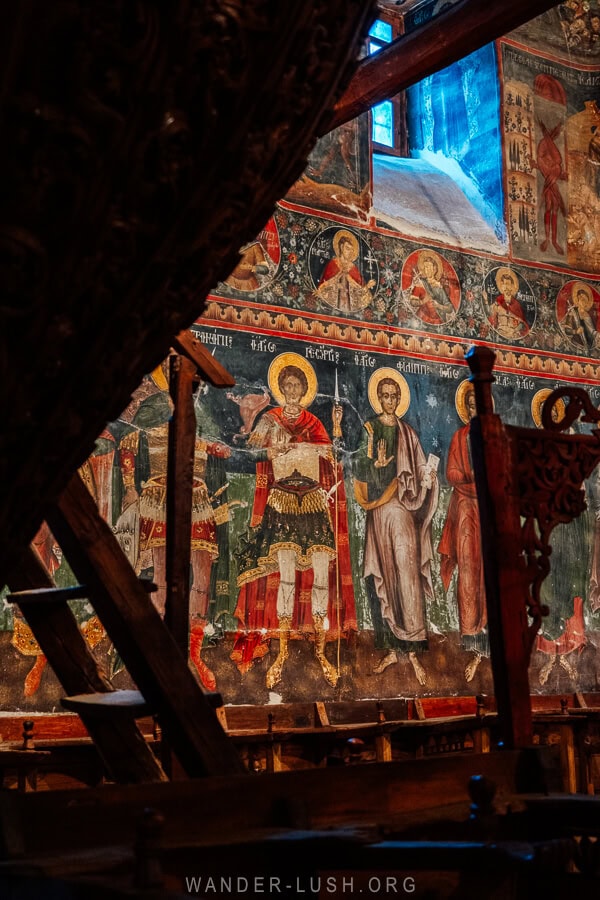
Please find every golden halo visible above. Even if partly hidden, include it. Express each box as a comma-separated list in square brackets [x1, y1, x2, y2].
[332, 229, 359, 261]
[417, 250, 442, 279]
[268, 353, 318, 408]
[531, 388, 566, 429]
[494, 266, 519, 294]
[455, 379, 476, 425]
[368, 368, 410, 417]
[572, 281, 594, 309]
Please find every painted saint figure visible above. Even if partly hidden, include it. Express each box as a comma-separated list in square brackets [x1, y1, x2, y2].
[354, 370, 438, 685]
[531, 390, 588, 684]
[225, 241, 273, 291]
[224, 218, 279, 292]
[484, 267, 530, 340]
[532, 117, 567, 255]
[315, 229, 375, 312]
[404, 250, 457, 325]
[117, 366, 231, 691]
[231, 354, 356, 688]
[437, 381, 489, 682]
[561, 281, 600, 350]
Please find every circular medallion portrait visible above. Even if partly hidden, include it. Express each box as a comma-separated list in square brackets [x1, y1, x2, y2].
[556, 280, 600, 353]
[309, 226, 379, 314]
[224, 216, 280, 292]
[481, 267, 536, 342]
[400, 249, 461, 326]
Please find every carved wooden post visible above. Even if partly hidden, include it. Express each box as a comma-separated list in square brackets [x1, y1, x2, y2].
[467, 346, 600, 751]
[467, 346, 534, 748]
[165, 353, 198, 654]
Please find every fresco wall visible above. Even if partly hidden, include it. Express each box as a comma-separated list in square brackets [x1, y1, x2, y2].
[3, 3, 600, 711]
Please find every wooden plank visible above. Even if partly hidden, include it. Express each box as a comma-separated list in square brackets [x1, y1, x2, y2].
[6, 585, 91, 604]
[61, 690, 150, 719]
[326, 0, 562, 133]
[558, 724, 577, 794]
[375, 733, 392, 762]
[165, 354, 196, 654]
[314, 702, 329, 728]
[7, 548, 166, 784]
[0, 750, 556, 859]
[47, 472, 244, 777]
[172, 329, 235, 388]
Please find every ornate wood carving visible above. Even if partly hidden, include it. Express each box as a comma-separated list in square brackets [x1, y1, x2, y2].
[467, 346, 600, 748]
[0, 1, 375, 586]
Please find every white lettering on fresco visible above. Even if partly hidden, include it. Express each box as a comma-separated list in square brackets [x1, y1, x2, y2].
[250, 337, 277, 352]
[306, 346, 340, 364]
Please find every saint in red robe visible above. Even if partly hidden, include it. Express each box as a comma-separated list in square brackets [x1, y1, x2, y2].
[231, 406, 357, 674]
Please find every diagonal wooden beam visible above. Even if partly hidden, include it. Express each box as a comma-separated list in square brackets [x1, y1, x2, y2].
[46, 472, 245, 777]
[7, 547, 167, 784]
[172, 329, 235, 388]
[325, 0, 561, 133]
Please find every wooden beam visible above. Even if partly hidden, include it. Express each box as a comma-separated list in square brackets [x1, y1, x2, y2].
[326, 0, 561, 133]
[7, 548, 167, 784]
[172, 330, 235, 388]
[46, 473, 245, 777]
[165, 354, 197, 653]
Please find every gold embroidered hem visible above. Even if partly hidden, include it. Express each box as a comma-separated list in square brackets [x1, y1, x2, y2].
[236, 541, 336, 587]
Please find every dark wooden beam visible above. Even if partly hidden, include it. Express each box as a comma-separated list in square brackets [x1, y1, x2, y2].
[46, 473, 245, 778]
[165, 354, 197, 654]
[326, 0, 561, 133]
[172, 330, 235, 388]
[7, 547, 167, 784]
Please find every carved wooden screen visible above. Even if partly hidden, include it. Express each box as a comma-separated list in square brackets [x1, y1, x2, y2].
[466, 346, 600, 748]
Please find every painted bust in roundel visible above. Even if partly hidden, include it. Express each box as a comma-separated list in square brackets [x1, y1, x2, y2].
[400, 249, 460, 326]
[483, 266, 531, 341]
[224, 217, 280, 292]
[557, 280, 600, 351]
[314, 229, 376, 313]
[231, 352, 357, 689]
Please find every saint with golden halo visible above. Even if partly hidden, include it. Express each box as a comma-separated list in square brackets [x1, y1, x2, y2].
[531, 388, 567, 429]
[483, 266, 530, 340]
[455, 379, 476, 425]
[531, 383, 588, 684]
[401, 248, 458, 326]
[354, 366, 438, 686]
[438, 377, 488, 681]
[267, 352, 318, 409]
[560, 281, 600, 350]
[231, 351, 356, 689]
[367, 367, 410, 418]
[315, 228, 375, 312]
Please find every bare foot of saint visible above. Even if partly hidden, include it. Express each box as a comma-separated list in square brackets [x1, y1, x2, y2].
[538, 654, 556, 685]
[559, 654, 576, 679]
[465, 652, 482, 683]
[408, 651, 427, 686]
[373, 650, 398, 674]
